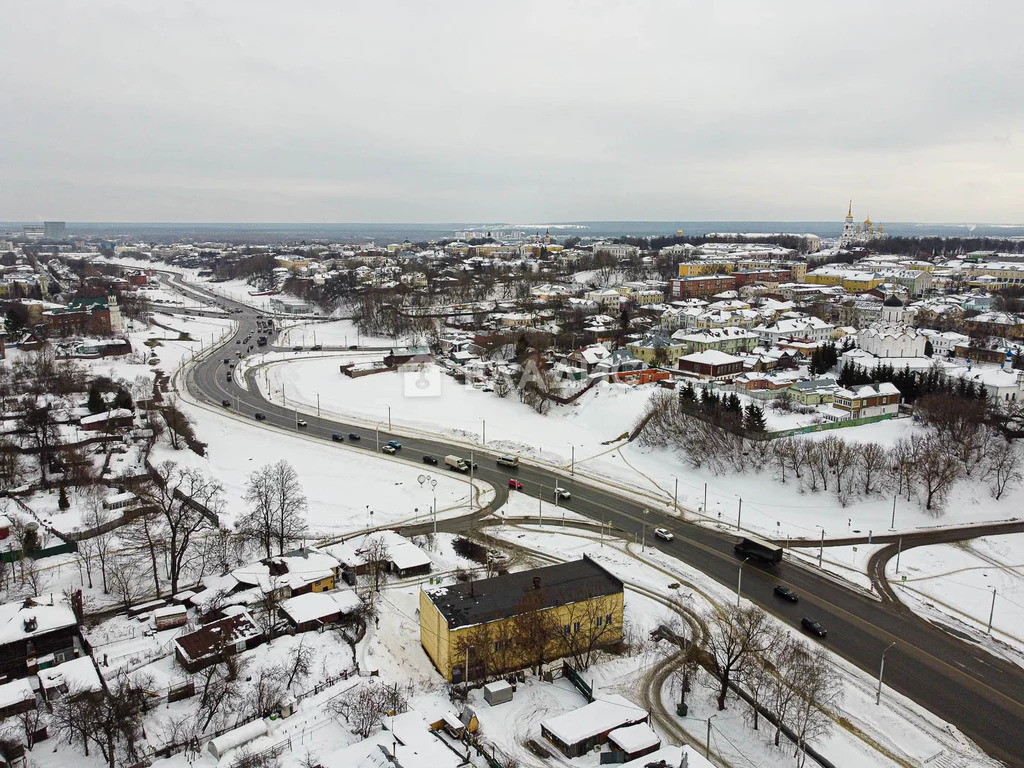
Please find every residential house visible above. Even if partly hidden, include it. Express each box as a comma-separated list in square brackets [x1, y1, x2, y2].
[279, 590, 362, 633]
[173, 611, 264, 673]
[626, 333, 685, 365]
[788, 378, 839, 405]
[0, 593, 81, 681]
[671, 327, 759, 355]
[677, 350, 745, 380]
[540, 694, 648, 758]
[419, 556, 624, 682]
[825, 382, 901, 421]
[669, 275, 737, 300]
[753, 317, 835, 346]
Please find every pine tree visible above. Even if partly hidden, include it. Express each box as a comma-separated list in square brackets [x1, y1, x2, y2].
[58, 485, 70, 510]
[87, 384, 105, 414]
[924, 339, 934, 357]
[743, 404, 766, 433]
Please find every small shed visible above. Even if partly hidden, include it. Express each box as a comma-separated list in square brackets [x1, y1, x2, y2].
[0, 678, 36, 719]
[483, 680, 513, 707]
[540, 694, 648, 758]
[608, 723, 661, 761]
[208, 719, 269, 759]
[154, 605, 188, 631]
[102, 491, 137, 511]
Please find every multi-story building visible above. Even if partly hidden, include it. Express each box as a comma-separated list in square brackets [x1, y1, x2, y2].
[672, 327, 759, 355]
[827, 382, 901, 420]
[669, 275, 737, 300]
[419, 556, 624, 682]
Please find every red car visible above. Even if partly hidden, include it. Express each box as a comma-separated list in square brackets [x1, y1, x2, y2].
[508, 479, 523, 490]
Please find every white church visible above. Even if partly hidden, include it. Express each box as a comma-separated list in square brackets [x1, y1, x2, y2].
[840, 202, 889, 248]
[856, 294, 927, 358]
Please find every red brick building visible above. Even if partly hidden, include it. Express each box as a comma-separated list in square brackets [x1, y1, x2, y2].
[669, 275, 737, 300]
[677, 350, 745, 380]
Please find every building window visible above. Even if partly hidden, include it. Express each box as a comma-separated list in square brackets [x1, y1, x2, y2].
[573, 622, 581, 634]
[564, 624, 571, 635]
[606, 614, 613, 626]
[596, 616, 603, 627]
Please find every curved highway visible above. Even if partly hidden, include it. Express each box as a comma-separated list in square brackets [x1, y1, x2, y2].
[170, 273, 1024, 767]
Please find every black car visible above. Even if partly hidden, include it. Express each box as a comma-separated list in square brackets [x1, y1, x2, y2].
[221, 399, 231, 407]
[422, 455, 438, 465]
[254, 412, 266, 421]
[348, 345, 358, 350]
[348, 432, 361, 441]
[774, 585, 799, 602]
[331, 433, 342, 442]
[311, 344, 323, 351]
[292, 345, 303, 352]
[801, 617, 827, 637]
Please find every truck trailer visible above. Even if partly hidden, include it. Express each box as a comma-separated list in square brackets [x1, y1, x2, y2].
[445, 455, 469, 472]
[734, 536, 783, 565]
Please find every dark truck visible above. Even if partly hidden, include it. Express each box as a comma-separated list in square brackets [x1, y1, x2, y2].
[734, 536, 783, 565]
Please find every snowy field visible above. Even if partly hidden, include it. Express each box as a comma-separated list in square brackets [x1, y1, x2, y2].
[158, 397, 493, 539]
[278, 317, 416, 349]
[254, 359, 1024, 544]
[889, 534, 1024, 647]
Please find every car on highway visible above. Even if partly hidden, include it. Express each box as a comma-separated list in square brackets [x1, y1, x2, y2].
[236, 340, 241, 343]
[292, 345, 303, 352]
[297, 420, 308, 428]
[508, 479, 523, 490]
[223, 358, 231, 364]
[554, 487, 571, 501]
[332, 433, 342, 441]
[800, 617, 827, 637]
[348, 433, 361, 441]
[774, 585, 799, 602]
[221, 399, 231, 407]
[348, 345, 358, 350]
[386, 440, 402, 450]
[311, 344, 323, 351]
[654, 527, 674, 541]
[381, 445, 397, 454]
[422, 455, 438, 465]
[254, 413, 266, 421]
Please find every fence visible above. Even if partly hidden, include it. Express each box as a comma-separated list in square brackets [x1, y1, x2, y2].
[562, 661, 594, 702]
[768, 412, 894, 439]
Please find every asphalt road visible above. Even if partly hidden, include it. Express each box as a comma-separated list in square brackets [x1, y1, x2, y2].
[170, 273, 1024, 767]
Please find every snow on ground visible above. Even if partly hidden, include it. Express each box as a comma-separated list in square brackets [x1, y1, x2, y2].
[253, 359, 1024, 545]
[154, 399, 493, 538]
[790, 543, 886, 593]
[278, 317, 414, 349]
[889, 534, 1024, 647]
[482, 523, 1000, 768]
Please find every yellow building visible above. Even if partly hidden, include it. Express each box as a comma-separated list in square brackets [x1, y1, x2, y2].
[419, 556, 625, 682]
[677, 262, 735, 277]
[626, 333, 685, 364]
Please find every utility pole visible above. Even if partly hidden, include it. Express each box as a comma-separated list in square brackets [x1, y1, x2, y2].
[988, 588, 997, 634]
[890, 495, 897, 530]
[895, 536, 902, 573]
[736, 498, 742, 530]
[673, 477, 678, 515]
[876, 641, 896, 705]
[706, 715, 716, 759]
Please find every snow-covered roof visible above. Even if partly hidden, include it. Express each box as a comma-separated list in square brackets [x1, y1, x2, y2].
[608, 722, 660, 753]
[37, 656, 102, 694]
[541, 694, 647, 745]
[280, 590, 361, 625]
[0, 594, 77, 645]
[349, 531, 431, 572]
[679, 350, 745, 366]
[80, 408, 133, 425]
[320, 710, 462, 768]
[0, 678, 34, 710]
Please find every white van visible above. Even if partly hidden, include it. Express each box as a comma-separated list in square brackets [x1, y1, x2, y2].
[496, 455, 519, 468]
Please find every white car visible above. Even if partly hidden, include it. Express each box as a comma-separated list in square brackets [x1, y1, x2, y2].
[554, 487, 571, 501]
[297, 420, 308, 428]
[381, 445, 397, 454]
[654, 527, 674, 541]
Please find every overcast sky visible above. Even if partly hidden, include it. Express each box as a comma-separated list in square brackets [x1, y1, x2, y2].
[2, 1, 1022, 223]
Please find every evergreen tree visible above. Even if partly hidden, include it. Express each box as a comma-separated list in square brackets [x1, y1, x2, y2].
[924, 339, 934, 357]
[977, 383, 989, 402]
[114, 388, 134, 411]
[58, 485, 70, 511]
[743, 404, 766, 433]
[725, 393, 742, 413]
[87, 384, 105, 414]
[681, 382, 697, 403]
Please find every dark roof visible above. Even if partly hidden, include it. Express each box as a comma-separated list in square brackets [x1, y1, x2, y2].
[173, 612, 261, 663]
[882, 294, 904, 307]
[424, 556, 623, 630]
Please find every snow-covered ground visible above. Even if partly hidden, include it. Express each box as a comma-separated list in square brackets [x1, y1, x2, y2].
[278, 317, 415, 349]
[889, 534, 1024, 648]
[154, 398, 493, 539]
[252, 358, 1024, 544]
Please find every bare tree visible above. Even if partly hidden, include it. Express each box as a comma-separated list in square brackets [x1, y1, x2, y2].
[983, 435, 1023, 500]
[914, 435, 962, 513]
[197, 656, 245, 733]
[0, 437, 24, 489]
[285, 636, 314, 690]
[857, 442, 888, 496]
[790, 647, 844, 766]
[510, 589, 562, 675]
[819, 435, 856, 497]
[108, 554, 146, 610]
[240, 460, 308, 557]
[360, 535, 391, 595]
[704, 604, 774, 711]
[557, 596, 621, 670]
[332, 682, 390, 738]
[143, 462, 221, 592]
[20, 399, 61, 485]
[888, 437, 918, 501]
[766, 634, 808, 747]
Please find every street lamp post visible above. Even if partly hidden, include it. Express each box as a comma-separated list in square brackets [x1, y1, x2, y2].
[987, 587, 997, 634]
[736, 497, 742, 531]
[737, 557, 750, 607]
[571, 444, 575, 476]
[890, 495, 897, 530]
[642, 508, 649, 552]
[876, 641, 897, 705]
[375, 424, 380, 452]
[706, 715, 717, 760]
[673, 477, 679, 515]
[388, 405, 392, 431]
[816, 525, 825, 567]
[316, 393, 320, 418]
